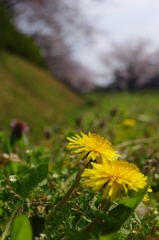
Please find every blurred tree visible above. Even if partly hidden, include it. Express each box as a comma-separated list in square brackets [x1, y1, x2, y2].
[102, 39, 159, 91]
[5, 0, 96, 92]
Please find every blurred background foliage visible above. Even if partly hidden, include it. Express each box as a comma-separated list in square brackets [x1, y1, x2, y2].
[0, 2, 47, 68]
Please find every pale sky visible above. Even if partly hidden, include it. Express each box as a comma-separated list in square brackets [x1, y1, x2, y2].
[74, 0, 159, 84]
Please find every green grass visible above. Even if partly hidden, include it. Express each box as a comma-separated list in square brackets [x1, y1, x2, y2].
[78, 91, 159, 144]
[0, 89, 159, 239]
[0, 52, 83, 140]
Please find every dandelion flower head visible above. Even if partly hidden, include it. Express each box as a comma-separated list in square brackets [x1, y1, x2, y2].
[143, 187, 152, 203]
[123, 119, 136, 127]
[143, 194, 149, 203]
[82, 160, 148, 202]
[67, 132, 120, 163]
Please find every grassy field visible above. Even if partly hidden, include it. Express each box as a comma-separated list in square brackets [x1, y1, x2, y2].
[0, 52, 83, 140]
[0, 53, 159, 239]
[78, 91, 159, 144]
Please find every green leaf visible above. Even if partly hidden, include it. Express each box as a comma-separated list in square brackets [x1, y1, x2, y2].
[91, 183, 150, 236]
[90, 196, 98, 211]
[1, 200, 22, 240]
[108, 183, 150, 228]
[11, 215, 32, 240]
[65, 228, 90, 240]
[0, 199, 3, 207]
[103, 182, 150, 230]
[58, 202, 75, 212]
[16, 164, 48, 199]
[0, 208, 3, 216]
[99, 231, 118, 240]
[120, 227, 131, 238]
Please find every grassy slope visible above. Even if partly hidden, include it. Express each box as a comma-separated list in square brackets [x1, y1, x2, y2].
[0, 52, 83, 139]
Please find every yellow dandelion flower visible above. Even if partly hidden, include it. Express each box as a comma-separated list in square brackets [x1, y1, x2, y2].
[143, 187, 152, 203]
[82, 160, 148, 202]
[143, 194, 149, 203]
[67, 132, 120, 163]
[123, 119, 136, 127]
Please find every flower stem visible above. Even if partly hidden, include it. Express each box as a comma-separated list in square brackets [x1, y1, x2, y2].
[80, 198, 112, 233]
[45, 166, 84, 222]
